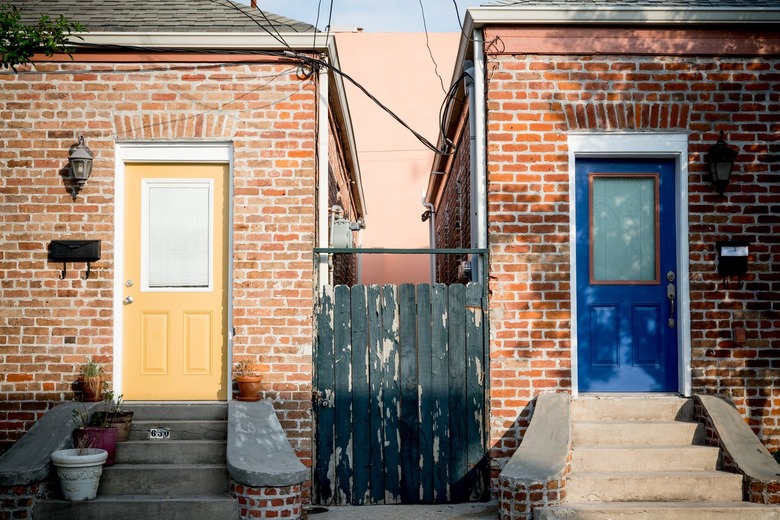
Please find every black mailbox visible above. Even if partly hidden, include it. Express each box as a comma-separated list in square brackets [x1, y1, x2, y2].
[49, 240, 101, 279]
[716, 241, 749, 277]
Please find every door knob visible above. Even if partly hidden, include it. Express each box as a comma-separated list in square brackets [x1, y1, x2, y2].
[123, 296, 134, 305]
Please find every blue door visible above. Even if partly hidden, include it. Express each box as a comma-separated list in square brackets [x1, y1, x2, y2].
[576, 158, 678, 392]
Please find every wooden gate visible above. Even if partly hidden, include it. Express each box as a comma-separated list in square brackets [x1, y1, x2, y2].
[313, 283, 488, 506]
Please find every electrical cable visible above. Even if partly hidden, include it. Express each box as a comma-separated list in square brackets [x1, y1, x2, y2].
[212, 0, 294, 52]
[417, 0, 447, 96]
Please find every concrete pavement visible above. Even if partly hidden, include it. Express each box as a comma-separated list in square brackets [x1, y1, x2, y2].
[303, 502, 499, 519]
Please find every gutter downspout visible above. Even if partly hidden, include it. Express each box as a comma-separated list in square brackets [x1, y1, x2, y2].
[466, 29, 487, 283]
[317, 63, 330, 292]
[422, 191, 436, 283]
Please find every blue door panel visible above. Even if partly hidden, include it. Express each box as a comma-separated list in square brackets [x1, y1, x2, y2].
[576, 158, 678, 392]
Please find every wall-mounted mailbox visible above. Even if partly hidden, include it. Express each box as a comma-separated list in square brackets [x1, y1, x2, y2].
[49, 240, 101, 279]
[716, 240, 749, 277]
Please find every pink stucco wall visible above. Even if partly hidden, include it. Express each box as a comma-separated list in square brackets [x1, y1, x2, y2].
[336, 32, 459, 285]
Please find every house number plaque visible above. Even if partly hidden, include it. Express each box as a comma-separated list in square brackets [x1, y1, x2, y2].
[148, 427, 171, 440]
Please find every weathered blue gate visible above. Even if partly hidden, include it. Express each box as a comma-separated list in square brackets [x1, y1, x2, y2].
[313, 283, 488, 505]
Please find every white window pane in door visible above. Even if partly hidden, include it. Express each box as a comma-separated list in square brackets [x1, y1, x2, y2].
[592, 176, 656, 282]
[147, 183, 211, 288]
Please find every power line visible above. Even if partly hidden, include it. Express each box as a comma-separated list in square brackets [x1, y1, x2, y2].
[417, 0, 447, 96]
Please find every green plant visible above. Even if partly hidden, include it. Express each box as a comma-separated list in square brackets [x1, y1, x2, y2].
[234, 361, 261, 377]
[71, 404, 89, 430]
[90, 391, 123, 428]
[0, 3, 84, 71]
[81, 356, 103, 377]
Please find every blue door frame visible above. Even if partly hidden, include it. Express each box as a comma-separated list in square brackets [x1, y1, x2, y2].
[576, 158, 679, 392]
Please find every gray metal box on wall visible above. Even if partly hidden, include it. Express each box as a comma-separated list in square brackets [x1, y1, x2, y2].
[331, 219, 353, 249]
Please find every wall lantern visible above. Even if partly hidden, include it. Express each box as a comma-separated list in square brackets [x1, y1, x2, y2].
[704, 131, 738, 196]
[68, 134, 94, 197]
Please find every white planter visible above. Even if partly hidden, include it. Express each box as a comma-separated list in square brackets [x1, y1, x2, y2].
[51, 448, 108, 501]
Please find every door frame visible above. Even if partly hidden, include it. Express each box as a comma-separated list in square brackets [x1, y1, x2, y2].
[567, 132, 691, 397]
[113, 141, 234, 399]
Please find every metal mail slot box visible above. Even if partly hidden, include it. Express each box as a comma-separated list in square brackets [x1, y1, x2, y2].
[49, 240, 101, 263]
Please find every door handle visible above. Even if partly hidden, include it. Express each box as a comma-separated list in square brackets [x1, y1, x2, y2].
[666, 282, 676, 329]
[123, 296, 134, 305]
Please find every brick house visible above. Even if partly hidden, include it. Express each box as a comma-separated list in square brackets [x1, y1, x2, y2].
[426, 0, 780, 510]
[0, 0, 364, 482]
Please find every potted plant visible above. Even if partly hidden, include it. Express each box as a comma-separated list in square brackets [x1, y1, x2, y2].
[51, 436, 108, 502]
[51, 406, 109, 501]
[234, 361, 263, 402]
[79, 356, 105, 402]
[73, 403, 118, 466]
[92, 391, 134, 442]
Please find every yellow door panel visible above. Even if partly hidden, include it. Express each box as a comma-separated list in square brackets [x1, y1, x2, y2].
[123, 163, 228, 400]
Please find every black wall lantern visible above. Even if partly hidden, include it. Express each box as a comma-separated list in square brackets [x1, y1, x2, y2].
[68, 134, 94, 197]
[704, 131, 738, 196]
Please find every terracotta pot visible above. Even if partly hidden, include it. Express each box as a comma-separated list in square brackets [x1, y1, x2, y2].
[235, 375, 262, 401]
[76, 426, 117, 466]
[81, 376, 103, 402]
[93, 411, 134, 442]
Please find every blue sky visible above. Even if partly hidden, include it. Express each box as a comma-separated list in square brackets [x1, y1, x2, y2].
[242, 1, 482, 33]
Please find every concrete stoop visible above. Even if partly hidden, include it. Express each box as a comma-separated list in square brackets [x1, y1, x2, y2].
[535, 396, 779, 520]
[35, 403, 237, 520]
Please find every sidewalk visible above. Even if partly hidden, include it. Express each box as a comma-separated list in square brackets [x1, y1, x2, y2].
[304, 502, 499, 519]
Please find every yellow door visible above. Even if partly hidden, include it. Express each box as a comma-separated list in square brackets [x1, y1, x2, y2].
[123, 163, 228, 400]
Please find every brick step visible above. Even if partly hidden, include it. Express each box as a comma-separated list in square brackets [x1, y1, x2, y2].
[566, 471, 744, 503]
[35, 495, 237, 520]
[571, 396, 694, 422]
[98, 464, 230, 496]
[128, 420, 227, 441]
[115, 440, 227, 464]
[124, 403, 228, 421]
[573, 420, 704, 446]
[536, 501, 780, 520]
[572, 445, 720, 472]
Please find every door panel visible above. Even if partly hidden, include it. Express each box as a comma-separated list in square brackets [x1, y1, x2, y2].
[123, 163, 228, 400]
[576, 158, 678, 392]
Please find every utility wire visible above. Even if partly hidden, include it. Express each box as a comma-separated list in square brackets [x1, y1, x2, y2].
[417, 0, 447, 96]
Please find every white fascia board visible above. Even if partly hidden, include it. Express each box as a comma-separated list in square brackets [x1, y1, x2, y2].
[78, 32, 332, 51]
[466, 6, 780, 27]
[325, 38, 366, 218]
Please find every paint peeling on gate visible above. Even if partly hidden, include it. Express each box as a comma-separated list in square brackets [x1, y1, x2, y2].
[313, 283, 488, 506]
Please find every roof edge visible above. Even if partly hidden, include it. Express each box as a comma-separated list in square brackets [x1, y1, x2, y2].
[78, 32, 332, 51]
[467, 6, 780, 27]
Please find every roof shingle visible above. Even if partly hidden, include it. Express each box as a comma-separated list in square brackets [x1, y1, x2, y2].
[11, 0, 316, 33]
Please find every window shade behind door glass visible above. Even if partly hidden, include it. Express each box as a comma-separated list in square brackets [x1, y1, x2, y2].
[146, 182, 211, 288]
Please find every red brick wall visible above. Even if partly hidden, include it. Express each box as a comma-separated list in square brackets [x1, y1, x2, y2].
[434, 124, 472, 284]
[429, 29, 780, 491]
[0, 54, 338, 488]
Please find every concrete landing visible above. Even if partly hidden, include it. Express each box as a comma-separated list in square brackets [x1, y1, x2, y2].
[304, 502, 499, 520]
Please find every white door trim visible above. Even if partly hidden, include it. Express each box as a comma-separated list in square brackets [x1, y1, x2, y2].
[113, 141, 234, 398]
[567, 132, 691, 397]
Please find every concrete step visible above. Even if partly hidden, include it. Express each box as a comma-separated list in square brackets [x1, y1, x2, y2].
[566, 471, 744, 503]
[128, 420, 227, 441]
[98, 464, 230, 496]
[573, 420, 704, 446]
[124, 403, 228, 421]
[35, 495, 237, 520]
[571, 396, 694, 422]
[535, 501, 780, 520]
[115, 440, 227, 464]
[572, 445, 720, 472]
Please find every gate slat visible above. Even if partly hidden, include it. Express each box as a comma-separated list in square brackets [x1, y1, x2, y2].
[416, 284, 434, 503]
[314, 286, 336, 505]
[381, 285, 401, 503]
[447, 284, 468, 502]
[351, 285, 370, 505]
[431, 283, 450, 503]
[465, 282, 487, 500]
[399, 283, 420, 503]
[367, 285, 385, 504]
[334, 285, 353, 505]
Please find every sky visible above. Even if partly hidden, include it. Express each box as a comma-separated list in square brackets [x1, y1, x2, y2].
[242, 0, 484, 33]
